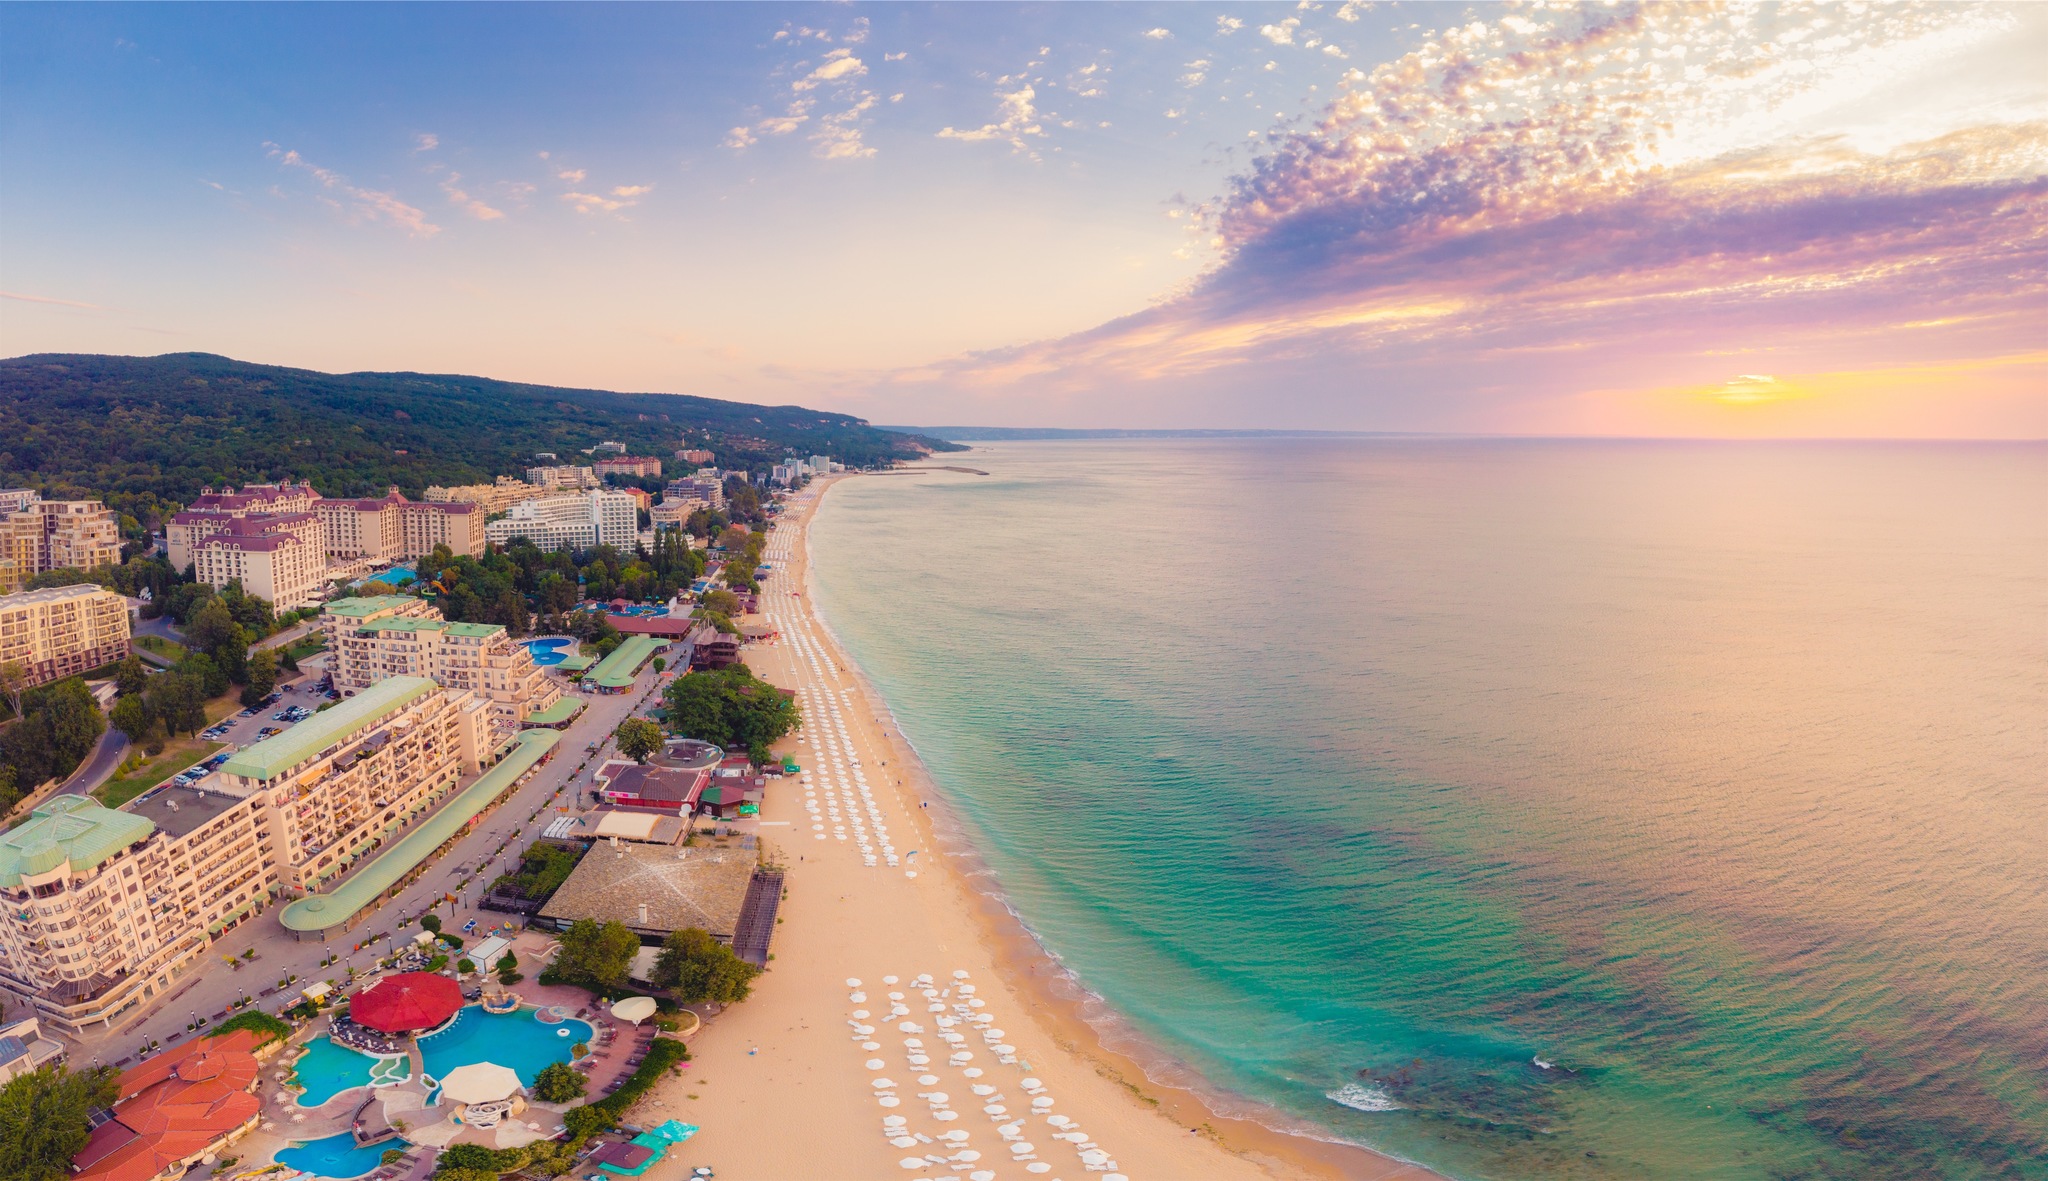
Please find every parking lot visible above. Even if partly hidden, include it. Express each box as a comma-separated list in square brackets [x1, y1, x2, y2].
[176, 665, 339, 785]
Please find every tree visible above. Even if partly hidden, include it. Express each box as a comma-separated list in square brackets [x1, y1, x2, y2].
[186, 598, 244, 660]
[662, 666, 799, 762]
[0, 1062, 120, 1181]
[109, 694, 153, 744]
[420, 914, 442, 933]
[699, 588, 740, 617]
[532, 1062, 587, 1103]
[552, 919, 640, 989]
[0, 660, 26, 719]
[239, 647, 280, 707]
[113, 655, 150, 697]
[652, 928, 761, 1005]
[613, 718, 662, 765]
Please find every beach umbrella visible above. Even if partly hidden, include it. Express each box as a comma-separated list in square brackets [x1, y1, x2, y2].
[872, 1077, 896, 1089]
[1082, 1149, 1111, 1165]
[438, 1056, 520, 1105]
[982, 1104, 1006, 1115]
[969, 1173, 997, 1181]
[926, 1092, 949, 1103]
[918, 1075, 940, 1085]
[847, 978, 862, 987]
[610, 996, 658, 1026]
[882, 1115, 907, 1126]
[878, 1097, 900, 1107]
[866, 1059, 886, 1070]
[939, 1131, 969, 1142]
[933, 1111, 959, 1121]
[897, 1158, 926, 1170]
[1024, 1164, 1051, 1175]
[953, 970, 970, 979]
[951, 1150, 982, 1162]
[1045, 1115, 1072, 1128]
[1009, 1141, 1035, 1154]
[891, 1137, 919, 1149]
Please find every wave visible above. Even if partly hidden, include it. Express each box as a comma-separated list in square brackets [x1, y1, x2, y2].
[1327, 1082, 1404, 1113]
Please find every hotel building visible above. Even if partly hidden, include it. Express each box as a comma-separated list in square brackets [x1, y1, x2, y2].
[423, 477, 543, 515]
[485, 489, 638, 552]
[314, 489, 485, 561]
[165, 483, 318, 571]
[524, 465, 601, 490]
[0, 584, 132, 689]
[189, 514, 326, 609]
[0, 677, 499, 1032]
[322, 595, 563, 736]
[664, 476, 724, 510]
[594, 456, 663, 479]
[0, 498, 124, 590]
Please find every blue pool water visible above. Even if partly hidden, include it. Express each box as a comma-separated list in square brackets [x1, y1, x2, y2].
[610, 604, 668, 617]
[276, 1132, 395, 1179]
[523, 638, 571, 666]
[380, 564, 416, 584]
[290, 1037, 407, 1107]
[419, 1006, 595, 1086]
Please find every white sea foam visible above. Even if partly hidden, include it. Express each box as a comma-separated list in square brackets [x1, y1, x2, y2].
[1325, 1083, 1403, 1113]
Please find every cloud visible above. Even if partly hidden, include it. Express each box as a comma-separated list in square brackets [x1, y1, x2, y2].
[937, 84, 1046, 155]
[881, 5, 2048, 435]
[264, 143, 439, 237]
[1217, 16, 1244, 35]
[439, 172, 506, 221]
[556, 168, 586, 183]
[413, 132, 439, 152]
[732, 42, 879, 158]
[1, 290, 106, 310]
[885, 51, 907, 62]
[1260, 18, 1299, 45]
[1143, 28, 1172, 40]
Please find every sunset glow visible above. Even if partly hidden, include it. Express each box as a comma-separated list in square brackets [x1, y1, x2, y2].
[4, 2, 2042, 435]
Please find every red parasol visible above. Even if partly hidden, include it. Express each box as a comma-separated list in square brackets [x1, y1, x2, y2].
[348, 971, 463, 1034]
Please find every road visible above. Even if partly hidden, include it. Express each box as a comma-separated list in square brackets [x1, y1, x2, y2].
[59, 655, 681, 1070]
[55, 730, 129, 798]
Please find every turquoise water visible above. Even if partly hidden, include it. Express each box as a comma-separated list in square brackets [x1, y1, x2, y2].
[276, 1132, 393, 1179]
[291, 1037, 406, 1107]
[807, 440, 2048, 1181]
[525, 638, 571, 666]
[419, 1006, 595, 1086]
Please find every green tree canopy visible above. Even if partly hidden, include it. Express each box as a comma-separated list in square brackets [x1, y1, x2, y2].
[239, 647, 280, 707]
[661, 666, 799, 762]
[613, 718, 663, 764]
[552, 919, 641, 990]
[0, 1062, 120, 1181]
[532, 1062, 587, 1104]
[651, 928, 761, 1005]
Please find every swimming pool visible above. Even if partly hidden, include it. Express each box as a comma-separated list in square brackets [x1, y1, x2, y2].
[524, 638, 572, 666]
[290, 1037, 410, 1107]
[419, 1005, 595, 1087]
[610, 604, 669, 617]
[276, 1131, 395, 1179]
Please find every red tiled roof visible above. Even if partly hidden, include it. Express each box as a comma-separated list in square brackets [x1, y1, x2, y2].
[607, 614, 695, 638]
[72, 1030, 262, 1181]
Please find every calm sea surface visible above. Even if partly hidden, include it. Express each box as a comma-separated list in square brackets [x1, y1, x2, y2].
[806, 439, 2048, 1181]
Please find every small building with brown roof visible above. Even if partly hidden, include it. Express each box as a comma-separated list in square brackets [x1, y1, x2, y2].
[71, 1030, 263, 1181]
[536, 842, 756, 942]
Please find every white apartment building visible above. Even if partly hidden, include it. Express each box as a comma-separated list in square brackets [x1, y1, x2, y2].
[524, 465, 601, 490]
[0, 678, 498, 1032]
[649, 498, 703, 530]
[486, 489, 638, 552]
[321, 595, 563, 736]
[0, 584, 132, 690]
[191, 514, 327, 608]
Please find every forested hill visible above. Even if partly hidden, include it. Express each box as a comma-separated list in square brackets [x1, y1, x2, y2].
[0, 352, 958, 502]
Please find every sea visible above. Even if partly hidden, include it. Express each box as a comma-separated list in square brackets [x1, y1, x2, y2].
[804, 438, 2048, 1181]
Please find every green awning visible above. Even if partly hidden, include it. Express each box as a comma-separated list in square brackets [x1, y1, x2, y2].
[525, 698, 585, 726]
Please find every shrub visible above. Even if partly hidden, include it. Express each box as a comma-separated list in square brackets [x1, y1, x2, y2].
[420, 914, 442, 933]
[206, 1010, 291, 1045]
[456, 959, 476, 975]
[533, 1061, 587, 1103]
[590, 1037, 689, 1118]
[380, 1149, 405, 1166]
[425, 954, 449, 973]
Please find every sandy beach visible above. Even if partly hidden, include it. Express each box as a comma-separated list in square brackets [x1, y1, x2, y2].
[648, 476, 1438, 1181]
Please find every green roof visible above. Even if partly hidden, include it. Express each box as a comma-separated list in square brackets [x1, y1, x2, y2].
[323, 595, 421, 618]
[556, 653, 595, 671]
[589, 635, 663, 690]
[525, 698, 585, 725]
[353, 616, 503, 639]
[0, 796, 155, 887]
[279, 729, 561, 933]
[221, 676, 438, 782]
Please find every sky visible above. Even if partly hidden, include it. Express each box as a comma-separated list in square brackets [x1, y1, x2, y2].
[2, 1, 2043, 437]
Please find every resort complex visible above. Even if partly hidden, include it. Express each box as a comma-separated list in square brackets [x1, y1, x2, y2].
[0, 495, 124, 591]
[485, 489, 639, 552]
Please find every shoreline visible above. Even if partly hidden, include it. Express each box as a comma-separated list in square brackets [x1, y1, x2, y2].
[784, 472, 1439, 1181]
